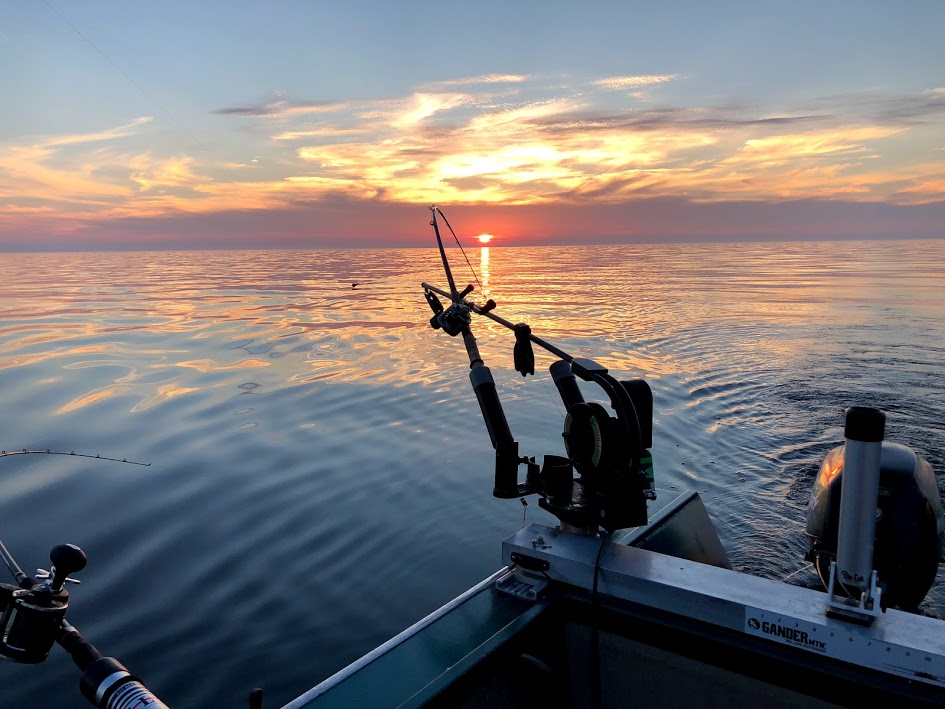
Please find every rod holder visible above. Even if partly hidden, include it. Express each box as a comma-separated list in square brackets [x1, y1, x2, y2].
[837, 406, 885, 591]
[827, 406, 885, 624]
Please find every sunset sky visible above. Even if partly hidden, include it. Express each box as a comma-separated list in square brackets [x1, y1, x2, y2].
[2, 1, 944, 250]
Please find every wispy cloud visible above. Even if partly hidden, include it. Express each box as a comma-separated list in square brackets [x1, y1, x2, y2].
[212, 98, 345, 118]
[802, 90, 945, 125]
[0, 117, 155, 210]
[42, 117, 154, 147]
[423, 74, 529, 89]
[0, 117, 213, 229]
[591, 74, 679, 91]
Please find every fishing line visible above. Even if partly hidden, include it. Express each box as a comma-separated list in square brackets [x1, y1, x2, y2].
[782, 563, 816, 584]
[41, 0, 206, 151]
[435, 208, 483, 293]
[536, 368, 565, 419]
[591, 529, 614, 709]
[0, 449, 150, 466]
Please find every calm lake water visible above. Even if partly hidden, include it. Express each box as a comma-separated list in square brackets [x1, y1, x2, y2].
[0, 240, 943, 707]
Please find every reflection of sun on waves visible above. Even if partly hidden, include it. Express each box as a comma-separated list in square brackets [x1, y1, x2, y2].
[177, 359, 270, 373]
[56, 381, 200, 414]
[479, 246, 490, 294]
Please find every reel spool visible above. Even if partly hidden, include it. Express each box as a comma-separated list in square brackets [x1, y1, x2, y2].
[0, 544, 86, 663]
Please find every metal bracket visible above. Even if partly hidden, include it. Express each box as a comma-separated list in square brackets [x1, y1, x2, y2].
[825, 561, 882, 625]
[495, 569, 549, 602]
[35, 569, 81, 585]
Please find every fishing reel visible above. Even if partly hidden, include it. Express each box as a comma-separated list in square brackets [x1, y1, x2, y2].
[0, 543, 86, 663]
[425, 287, 470, 336]
[424, 284, 494, 337]
[538, 359, 655, 532]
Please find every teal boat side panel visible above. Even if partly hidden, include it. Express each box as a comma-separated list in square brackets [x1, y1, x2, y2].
[299, 584, 550, 708]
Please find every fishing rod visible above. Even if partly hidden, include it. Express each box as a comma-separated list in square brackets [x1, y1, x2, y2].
[0, 449, 150, 466]
[422, 206, 654, 533]
[430, 206, 460, 298]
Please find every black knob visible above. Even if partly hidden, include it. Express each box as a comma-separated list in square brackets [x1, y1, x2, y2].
[49, 544, 87, 591]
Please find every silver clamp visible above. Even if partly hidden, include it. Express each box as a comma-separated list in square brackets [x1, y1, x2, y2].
[825, 561, 881, 624]
[35, 568, 81, 585]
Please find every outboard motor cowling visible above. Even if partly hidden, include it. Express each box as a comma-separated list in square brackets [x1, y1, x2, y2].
[806, 440, 944, 611]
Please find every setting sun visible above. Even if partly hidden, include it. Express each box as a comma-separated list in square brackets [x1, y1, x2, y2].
[477, 234, 494, 243]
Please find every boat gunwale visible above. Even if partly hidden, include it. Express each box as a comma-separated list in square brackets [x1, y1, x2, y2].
[281, 566, 511, 708]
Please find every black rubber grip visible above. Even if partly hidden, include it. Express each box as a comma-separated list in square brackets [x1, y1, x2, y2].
[844, 406, 886, 443]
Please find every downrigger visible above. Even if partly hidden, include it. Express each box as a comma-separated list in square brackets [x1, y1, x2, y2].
[422, 205, 655, 534]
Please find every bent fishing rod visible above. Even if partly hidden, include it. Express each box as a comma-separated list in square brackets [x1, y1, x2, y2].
[422, 205, 655, 533]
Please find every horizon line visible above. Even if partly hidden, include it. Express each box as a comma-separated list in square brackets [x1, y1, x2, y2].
[0, 232, 942, 255]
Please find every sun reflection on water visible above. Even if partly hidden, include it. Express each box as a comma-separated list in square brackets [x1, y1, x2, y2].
[479, 246, 490, 295]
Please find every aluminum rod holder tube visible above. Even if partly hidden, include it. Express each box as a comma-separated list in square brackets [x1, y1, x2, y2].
[836, 406, 886, 593]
